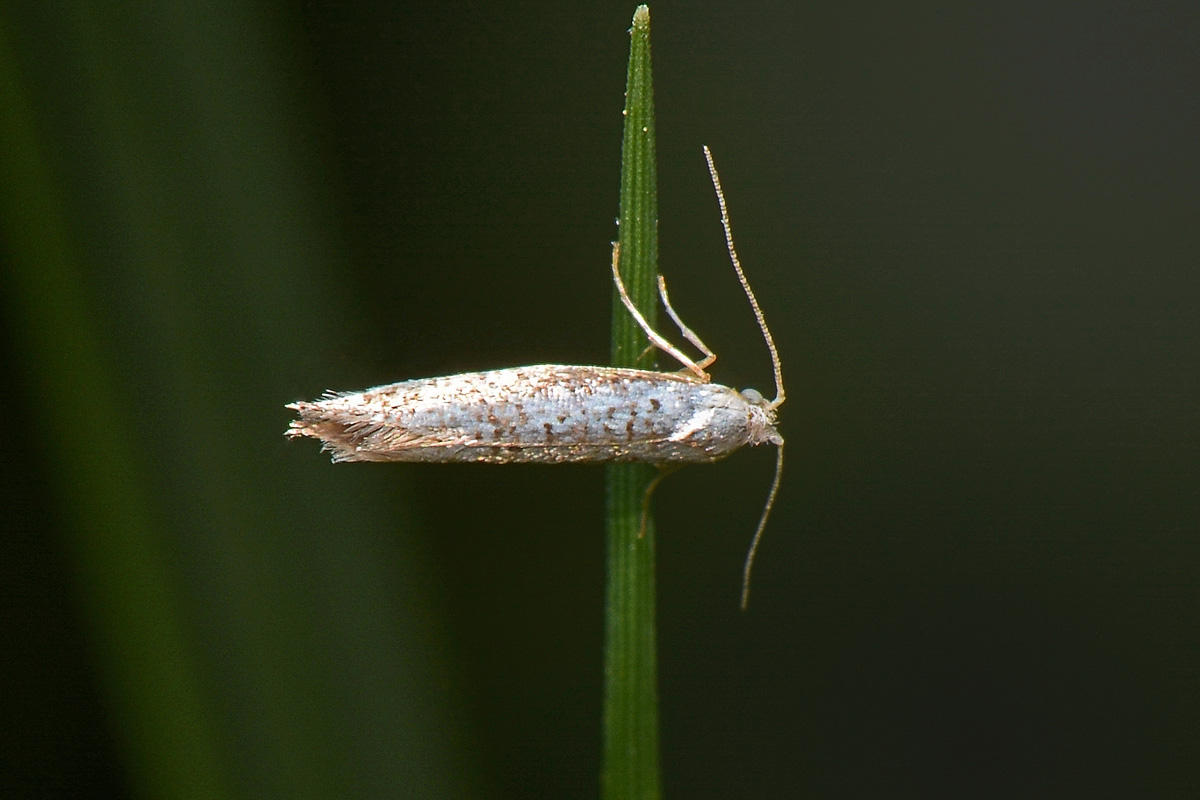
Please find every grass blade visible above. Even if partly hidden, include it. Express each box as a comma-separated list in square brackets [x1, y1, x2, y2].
[603, 6, 662, 798]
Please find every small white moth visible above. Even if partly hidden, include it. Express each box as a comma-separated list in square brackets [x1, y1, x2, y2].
[288, 147, 785, 608]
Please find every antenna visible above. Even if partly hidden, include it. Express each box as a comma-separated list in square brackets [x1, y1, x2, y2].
[741, 443, 783, 609]
[703, 146, 785, 409]
[704, 146, 787, 609]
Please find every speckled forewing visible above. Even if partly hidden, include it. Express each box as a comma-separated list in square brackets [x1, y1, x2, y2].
[286, 365, 764, 464]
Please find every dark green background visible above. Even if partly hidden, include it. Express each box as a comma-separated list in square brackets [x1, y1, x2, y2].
[4, 3, 1197, 797]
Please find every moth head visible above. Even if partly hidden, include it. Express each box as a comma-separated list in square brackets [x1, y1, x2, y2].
[739, 388, 783, 447]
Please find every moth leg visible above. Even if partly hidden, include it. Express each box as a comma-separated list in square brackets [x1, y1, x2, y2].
[638, 464, 682, 538]
[657, 274, 717, 370]
[611, 242, 710, 382]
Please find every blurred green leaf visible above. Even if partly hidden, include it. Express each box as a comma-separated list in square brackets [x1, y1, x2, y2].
[0, 5, 481, 798]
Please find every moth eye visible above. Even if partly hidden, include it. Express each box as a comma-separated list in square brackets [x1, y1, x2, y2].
[740, 388, 764, 404]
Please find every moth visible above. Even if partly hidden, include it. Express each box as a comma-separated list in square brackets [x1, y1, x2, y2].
[287, 147, 785, 607]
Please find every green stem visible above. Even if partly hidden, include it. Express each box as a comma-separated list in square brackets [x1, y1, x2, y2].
[603, 6, 661, 799]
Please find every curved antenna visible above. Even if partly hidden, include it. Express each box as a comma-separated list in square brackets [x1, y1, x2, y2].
[703, 146, 785, 409]
[741, 441, 784, 610]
